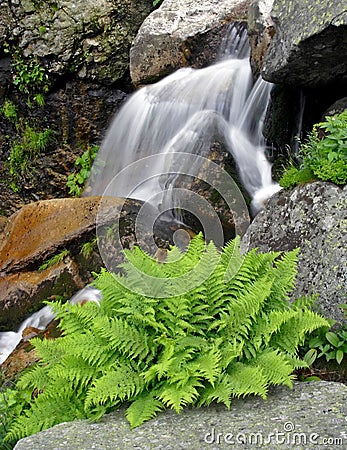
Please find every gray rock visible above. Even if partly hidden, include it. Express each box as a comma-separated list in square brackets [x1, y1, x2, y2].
[242, 182, 347, 323]
[130, 0, 250, 86]
[13, 381, 347, 449]
[260, 0, 347, 87]
[1, 0, 153, 83]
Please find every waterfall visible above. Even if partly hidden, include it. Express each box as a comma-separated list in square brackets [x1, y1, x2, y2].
[85, 24, 280, 214]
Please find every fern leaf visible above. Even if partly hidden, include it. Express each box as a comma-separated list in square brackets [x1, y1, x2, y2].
[158, 377, 203, 413]
[16, 364, 50, 391]
[214, 278, 273, 338]
[227, 362, 268, 399]
[270, 309, 331, 354]
[85, 362, 145, 410]
[198, 374, 232, 408]
[93, 316, 150, 361]
[28, 336, 63, 365]
[126, 392, 164, 428]
[192, 346, 222, 386]
[252, 349, 296, 388]
[266, 248, 300, 308]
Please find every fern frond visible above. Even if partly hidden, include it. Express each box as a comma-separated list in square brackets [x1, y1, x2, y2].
[266, 248, 300, 309]
[192, 346, 222, 386]
[158, 377, 203, 413]
[198, 374, 232, 408]
[227, 363, 268, 399]
[49, 300, 100, 335]
[6, 387, 86, 441]
[219, 339, 244, 369]
[16, 364, 50, 391]
[252, 349, 295, 388]
[213, 278, 273, 338]
[270, 309, 331, 354]
[61, 332, 113, 367]
[53, 355, 99, 392]
[85, 362, 145, 410]
[93, 316, 150, 361]
[126, 392, 164, 429]
[28, 336, 63, 365]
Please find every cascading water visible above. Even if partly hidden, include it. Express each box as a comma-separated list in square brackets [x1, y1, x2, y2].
[86, 24, 280, 213]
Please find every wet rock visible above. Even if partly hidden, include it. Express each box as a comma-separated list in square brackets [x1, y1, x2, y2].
[323, 97, 347, 119]
[0, 81, 128, 217]
[241, 182, 347, 324]
[260, 0, 347, 87]
[130, 0, 250, 86]
[0, 197, 140, 329]
[13, 381, 347, 450]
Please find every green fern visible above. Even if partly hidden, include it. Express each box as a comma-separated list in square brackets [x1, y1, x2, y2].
[5, 234, 330, 443]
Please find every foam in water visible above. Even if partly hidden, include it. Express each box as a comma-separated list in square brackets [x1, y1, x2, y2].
[86, 25, 280, 212]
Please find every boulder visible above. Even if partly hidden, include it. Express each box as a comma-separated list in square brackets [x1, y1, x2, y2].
[0, 0, 153, 83]
[130, 0, 250, 86]
[241, 182, 347, 324]
[13, 381, 347, 449]
[260, 0, 347, 87]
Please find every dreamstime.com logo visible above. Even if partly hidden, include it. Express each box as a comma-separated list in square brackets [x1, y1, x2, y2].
[203, 422, 346, 446]
[96, 152, 251, 297]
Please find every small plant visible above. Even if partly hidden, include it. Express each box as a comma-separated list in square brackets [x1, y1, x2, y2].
[279, 110, 347, 188]
[39, 249, 70, 271]
[0, 100, 18, 123]
[8, 125, 54, 178]
[4, 235, 329, 442]
[66, 145, 98, 197]
[80, 237, 98, 259]
[0, 385, 31, 450]
[11, 49, 50, 96]
[303, 304, 347, 366]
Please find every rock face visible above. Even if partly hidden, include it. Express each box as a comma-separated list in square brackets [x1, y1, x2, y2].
[13, 381, 347, 449]
[0, 0, 153, 83]
[0, 0, 152, 217]
[130, 0, 250, 86]
[259, 0, 347, 87]
[242, 182, 347, 323]
[247, 0, 274, 76]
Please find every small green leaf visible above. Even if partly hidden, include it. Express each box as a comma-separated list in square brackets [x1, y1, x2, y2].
[325, 331, 340, 348]
[336, 349, 344, 365]
[303, 348, 317, 366]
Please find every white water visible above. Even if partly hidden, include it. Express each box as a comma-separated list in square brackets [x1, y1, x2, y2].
[86, 25, 280, 213]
